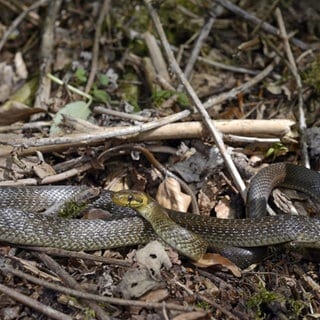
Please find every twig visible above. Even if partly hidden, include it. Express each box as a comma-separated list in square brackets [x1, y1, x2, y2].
[48, 73, 93, 107]
[145, 32, 171, 82]
[34, 0, 63, 111]
[0, 283, 72, 320]
[93, 105, 150, 122]
[0, 119, 295, 160]
[197, 56, 258, 75]
[251, 0, 281, 36]
[0, 0, 49, 52]
[0, 260, 194, 312]
[1, 110, 191, 148]
[143, 0, 247, 200]
[0, 121, 51, 133]
[182, 15, 215, 81]
[20, 246, 131, 267]
[223, 134, 280, 145]
[37, 253, 111, 320]
[203, 59, 276, 108]
[175, 280, 240, 320]
[214, 0, 309, 50]
[85, 0, 110, 93]
[275, 8, 310, 168]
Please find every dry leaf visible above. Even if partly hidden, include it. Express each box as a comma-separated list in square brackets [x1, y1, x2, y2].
[215, 196, 234, 219]
[192, 253, 242, 277]
[156, 177, 191, 211]
[33, 162, 56, 179]
[172, 311, 210, 320]
[0, 101, 43, 125]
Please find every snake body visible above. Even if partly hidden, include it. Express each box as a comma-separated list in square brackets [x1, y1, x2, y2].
[0, 163, 320, 261]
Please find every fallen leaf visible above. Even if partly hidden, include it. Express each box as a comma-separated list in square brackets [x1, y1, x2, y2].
[156, 177, 191, 212]
[192, 253, 242, 277]
[0, 101, 43, 125]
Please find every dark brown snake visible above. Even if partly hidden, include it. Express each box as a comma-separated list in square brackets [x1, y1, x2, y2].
[0, 163, 319, 265]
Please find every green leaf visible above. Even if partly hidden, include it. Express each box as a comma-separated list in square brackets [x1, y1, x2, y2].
[50, 100, 91, 135]
[177, 92, 189, 107]
[92, 88, 110, 103]
[97, 74, 109, 86]
[74, 67, 87, 83]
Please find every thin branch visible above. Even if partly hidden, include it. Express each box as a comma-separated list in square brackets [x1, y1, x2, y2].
[85, 0, 111, 93]
[0, 0, 49, 52]
[214, 0, 309, 50]
[34, 0, 63, 111]
[275, 8, 309, 168]
[37, 253, 111, 320]
[0, 261, 194, 312]
[183, 15, 215, 80]
[0, 283, 72, 320]
[3, 109, 191, 148]
[203, 59, 276, 109]
[143, 0, 247, 200]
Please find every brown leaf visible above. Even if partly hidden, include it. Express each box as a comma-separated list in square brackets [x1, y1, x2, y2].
[192, 253, 242, 277]
[0, 101, 43, 125]
[172, 311, 210, 320]
[156, 177, 191, 211]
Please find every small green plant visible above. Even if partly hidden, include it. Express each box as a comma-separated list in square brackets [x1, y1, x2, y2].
[74, 67, 87, 84]
[247, 287, 285, 319]
[247, 286, 307, 319]
[91, 85, 110, 103]
[153, 90, 189, 107]
[265, 142, 288, 160]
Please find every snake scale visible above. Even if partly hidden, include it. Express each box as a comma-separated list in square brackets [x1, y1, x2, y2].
[0, 163, 320, 263]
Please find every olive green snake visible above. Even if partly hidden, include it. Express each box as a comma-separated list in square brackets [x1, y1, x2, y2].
[0, 163, 320, 264]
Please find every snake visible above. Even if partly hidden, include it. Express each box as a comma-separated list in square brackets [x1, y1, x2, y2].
[0, 163, 320, 265]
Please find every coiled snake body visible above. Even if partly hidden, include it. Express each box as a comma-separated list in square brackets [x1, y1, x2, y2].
[0, 163, 320, 263]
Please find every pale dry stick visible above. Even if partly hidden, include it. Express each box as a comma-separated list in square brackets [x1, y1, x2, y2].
[275, 8, 310, 168]
[0, 162, 92, 186]
[0, 0, 49, 52]
[203, 59, 276, 108]
[93, 105, 150, 122]
[0, 121, 51, 133]
[223, 134, 280, 145]
[37, 253, 111, 320]
[144, 0, 246, 200]
[145, 32, 171, 82]
[154, 74, 176, 90]
[20, 247, 132, 267]
[182, 15, 215, 81]
[0, 119, 294, 158]
[214, 0, 309, 50]
[1, 109, 191, 148]
[0, 262, 194, 312]
[197, 56, 258, 75]
[40, 162, 92, 184]
[85, 0, 110, 93]
[33, 0, 62, 111]
[0, 178, 38, 186]
[0, 283, 72, 320]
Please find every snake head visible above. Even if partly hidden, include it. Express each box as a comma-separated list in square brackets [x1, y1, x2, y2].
[112, 190, 150, 209]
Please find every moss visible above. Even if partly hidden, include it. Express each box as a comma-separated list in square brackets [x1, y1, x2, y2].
[302, 56, 320, 94]
[58, 200, 88, 219]
[247, 286, 307, 319]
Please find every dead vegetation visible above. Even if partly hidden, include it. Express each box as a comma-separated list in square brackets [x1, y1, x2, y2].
[0, 0, 320, 319]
